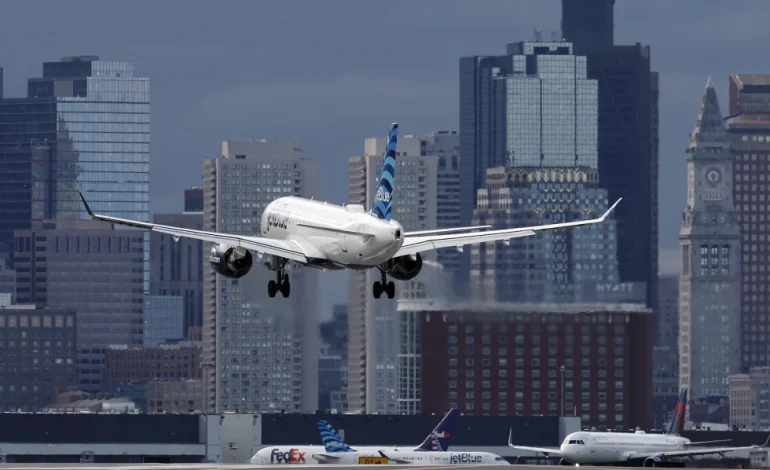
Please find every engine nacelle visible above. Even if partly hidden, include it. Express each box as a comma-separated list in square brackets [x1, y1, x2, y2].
[380, 253, 423, 281]
[209, 244, 253, 279]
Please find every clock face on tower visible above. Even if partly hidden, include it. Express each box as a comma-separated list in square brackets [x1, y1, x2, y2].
[706, 167, 723, 186]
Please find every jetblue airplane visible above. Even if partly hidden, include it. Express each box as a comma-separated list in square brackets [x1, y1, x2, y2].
[249, 408, 463, 464]
[509, 389, 770, 467]
[78, 122, 621, 300]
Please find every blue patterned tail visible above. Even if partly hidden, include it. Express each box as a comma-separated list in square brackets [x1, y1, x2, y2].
[316, 420, 355, 452]
[369, 122, 398, 221]
[415, 408, 460, 451]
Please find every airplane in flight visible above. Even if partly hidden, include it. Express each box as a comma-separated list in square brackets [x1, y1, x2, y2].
[250, 415, 509, 465]
[249, 408, 460, 464]
[78, 122, 621, 300]
[509, 388, 770, 467]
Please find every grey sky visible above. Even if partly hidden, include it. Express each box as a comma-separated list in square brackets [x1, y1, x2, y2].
[2, 0, 769, 318]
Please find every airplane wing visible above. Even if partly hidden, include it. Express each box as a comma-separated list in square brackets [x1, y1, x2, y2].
[628, 434, 770, 462]
[405, 225, 492, 237]
[378, 450, 411, 464]
[508, 429, 561, 456]
[394, 198, 621, 258]
[78, 192, 309, 264]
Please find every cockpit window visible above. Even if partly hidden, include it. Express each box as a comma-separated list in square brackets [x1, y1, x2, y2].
[568, 440, 586, 445]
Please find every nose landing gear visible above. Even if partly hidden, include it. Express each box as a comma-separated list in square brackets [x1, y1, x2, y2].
[268, 270, 290, 298]
[373, 270, 395, 299]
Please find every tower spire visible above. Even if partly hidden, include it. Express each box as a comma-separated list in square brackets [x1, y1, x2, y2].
[687, 76, 728, 158]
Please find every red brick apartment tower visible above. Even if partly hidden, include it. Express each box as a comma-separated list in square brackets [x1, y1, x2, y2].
[420, 304, 653, 431]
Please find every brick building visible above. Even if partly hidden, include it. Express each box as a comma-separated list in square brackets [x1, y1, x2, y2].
[417, 301, 653, 431]
[102, 344, 202, 393]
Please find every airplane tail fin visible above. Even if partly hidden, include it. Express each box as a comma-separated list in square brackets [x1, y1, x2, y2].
[666, 388, 688, 436]
[316, 420, 355, 453]
[415, 408, 460, 451]
[369, 122, 398, 221]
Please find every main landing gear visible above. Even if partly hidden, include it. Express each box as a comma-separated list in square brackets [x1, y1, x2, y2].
[267, 269, 291, 298]
[373, 270, 395, 299]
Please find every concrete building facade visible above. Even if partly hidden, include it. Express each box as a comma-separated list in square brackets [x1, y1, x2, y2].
[679, 78, 741, 399]
[346, 134, 438, 413]
[14, 219, 144, 392]
[729, 367, 770, 430]
[202, 140, 319, 413]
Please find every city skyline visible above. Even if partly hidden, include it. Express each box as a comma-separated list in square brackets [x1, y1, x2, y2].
[1, 0, 768, 317]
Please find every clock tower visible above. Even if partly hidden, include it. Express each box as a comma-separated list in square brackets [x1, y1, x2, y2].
[679, 77, 741, 399]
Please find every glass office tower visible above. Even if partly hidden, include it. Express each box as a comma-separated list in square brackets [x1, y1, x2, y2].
[27, 56, 151, 292]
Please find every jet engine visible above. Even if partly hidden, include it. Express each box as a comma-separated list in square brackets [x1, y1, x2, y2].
[380, 253, 423, 281]
[209, 244, 253, 278]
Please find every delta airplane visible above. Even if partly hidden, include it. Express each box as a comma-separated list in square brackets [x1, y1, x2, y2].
[78, 122, 621, 300]
[249, 408, 461, 464]
[252, 419, 508, 465]
[509, 388, 770, 467]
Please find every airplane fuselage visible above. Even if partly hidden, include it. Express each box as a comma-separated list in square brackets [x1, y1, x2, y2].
[250, 446, 508, 465]
[560, 432, 691, 464]
[259, 197, 404, 270]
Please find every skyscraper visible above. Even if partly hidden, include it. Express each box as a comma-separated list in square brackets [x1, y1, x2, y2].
[26, 56, 151, 292]
[150, 189, 204, 333]
[560, 1, 659, 309]
[678, 78, 741, 399]
[347, 134, 438, 413]
[202, 140, 319, 413]
[725, 74, 770, 369]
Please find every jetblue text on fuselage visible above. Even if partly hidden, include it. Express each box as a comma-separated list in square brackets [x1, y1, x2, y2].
[266, 204, 296, 231]
[450, 453, 482, 464]
[270, 448, 306, 463]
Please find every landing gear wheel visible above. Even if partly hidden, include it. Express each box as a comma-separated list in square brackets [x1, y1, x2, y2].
[373, 281, 382, 299]
[268, 269, 291, 298]
[386, 281, 395, 299]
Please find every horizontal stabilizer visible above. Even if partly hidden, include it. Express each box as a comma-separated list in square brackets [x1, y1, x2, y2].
[296, 222, 373, 239]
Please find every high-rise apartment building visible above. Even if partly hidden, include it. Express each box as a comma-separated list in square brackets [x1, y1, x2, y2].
[471, 166, 618, 303]
[347, 134, 438, 413]
[655, 274, 679, 376]
[678, 79, 741, 399]
[0, 56, 150, 290]
[729, 367, 770, 430]
[14, 219, 144, 392]
[202, 140, 319, 413]
[726, 74, 770, 369]
[424, 132, 461, 277]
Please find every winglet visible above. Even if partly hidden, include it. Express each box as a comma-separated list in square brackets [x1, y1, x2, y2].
[598, 198, 622, 222]
[762, 433, 770, 448]
[378, 450, 389, 459]
[508, 428, 513, 447]
[79, 191, 95, 217]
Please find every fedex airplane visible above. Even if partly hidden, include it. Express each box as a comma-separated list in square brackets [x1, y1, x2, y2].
[78, 122, 621, 300]
[249, 408, 462, 464]
[509, 389, 770, 467]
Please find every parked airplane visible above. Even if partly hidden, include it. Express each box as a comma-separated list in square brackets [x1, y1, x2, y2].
[318, 408, 460, 452]
[509, 388, 770, 467]
[78, 122, 621, 300]
[249, 408, 461, 464]
[301, 418, 507, 465]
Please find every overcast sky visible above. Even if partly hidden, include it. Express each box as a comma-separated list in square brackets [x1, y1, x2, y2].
[2, 0, 769, 318]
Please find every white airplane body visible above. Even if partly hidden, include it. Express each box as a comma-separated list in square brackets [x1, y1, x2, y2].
[251, 446, 508, 465]
[78, 122, 621, 300]
[510, 389, 769, 467]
